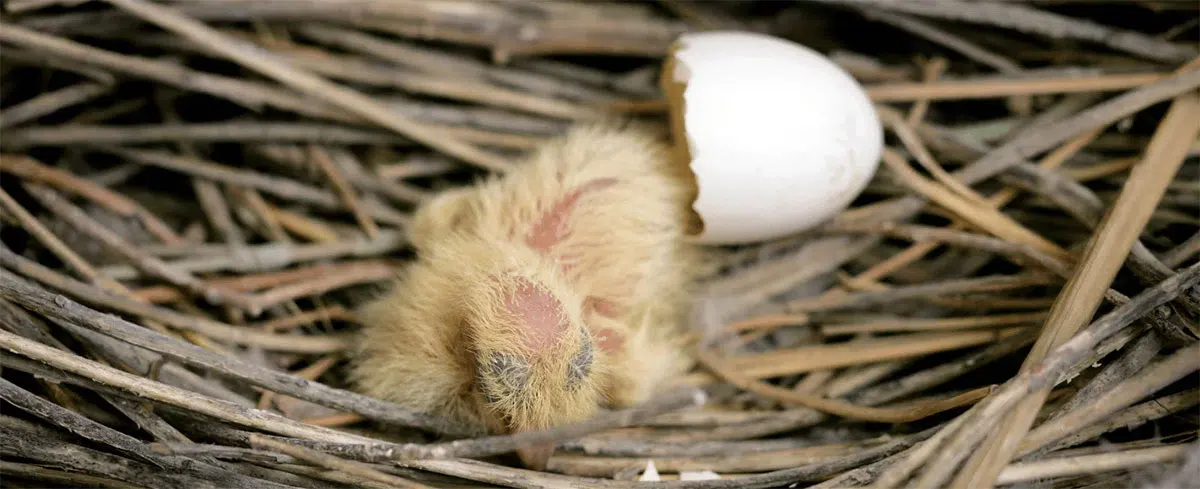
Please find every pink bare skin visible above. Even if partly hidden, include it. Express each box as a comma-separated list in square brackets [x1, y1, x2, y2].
[349, 122, 704, 469]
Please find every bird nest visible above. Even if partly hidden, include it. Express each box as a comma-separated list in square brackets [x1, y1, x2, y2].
[1, 1, 1198, 488]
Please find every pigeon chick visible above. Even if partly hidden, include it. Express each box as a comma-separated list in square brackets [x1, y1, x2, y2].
[350, 121, 703, 469]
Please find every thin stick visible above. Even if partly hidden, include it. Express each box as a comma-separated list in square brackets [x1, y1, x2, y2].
[948, 90, 1200, 489]
[0, 328, 373, 443]
[306, 145, 378, 239]
[880, 107, 992, 207]
[96, 146, 409, 226]
[97, 230, 407, 279]
[783, 273, 1057, 313]
[1018, 344, 1200, 457]
[0, 24, 314, 121]
[102, 0, 512, 172]
[0, 248, 351, 353]
[269, 207, 342, 243]
[0, 187, 118, 290]
[23, 183, 261, 314]
[729, 328, 1026, 379]
[1023, 389, 1200, 458]
[998, 444, 1190, 486]
[802, 0, 1197, 63]
[1163, 230, 1200, 268]
[872, 71, 1170, 101]
[819, 222, 1072, 278]
[229, 186, 291, 243]
[0, 418, 224, 489]
[267, 427, 933, 489]
[253, 306, 356, 331]
[249, 435, 435, 489]
[0, 376, 166, 466]
[0, 377, 303, 489]
[0, 81, 110, 129]
[868, 411, 973, 489]
[869, 12, 1021, 75]
[0, 154, 184, 245]
[1043, 331, 1163, 422]
[954, 63, 1200, 186]
[879, 147, 1067, 258]
[0, 461, 145, 489]
[696, 348, 992, 423]
[2, 121, 416, 147]
[821, 312, 1047, 335]
[244, 386, 708, 462]
[548, 439, 876, 476]
[135, 261, 387, 303]
[247, 263, 397, 312]
[0, 23, 551, 150]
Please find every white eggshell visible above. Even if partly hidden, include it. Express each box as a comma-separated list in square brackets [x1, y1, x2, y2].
[664, 31, 882, 245]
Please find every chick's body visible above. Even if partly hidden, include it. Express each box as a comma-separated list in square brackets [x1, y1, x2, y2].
[350, 122, 701, 451]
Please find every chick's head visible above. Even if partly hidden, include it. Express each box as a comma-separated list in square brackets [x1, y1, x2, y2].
[442, 238, 604, 469]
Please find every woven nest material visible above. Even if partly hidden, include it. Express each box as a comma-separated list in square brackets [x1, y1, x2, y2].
[0, 1, 1198, 488]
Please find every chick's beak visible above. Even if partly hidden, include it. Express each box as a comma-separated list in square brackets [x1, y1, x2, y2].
[516, 442, 555, 471]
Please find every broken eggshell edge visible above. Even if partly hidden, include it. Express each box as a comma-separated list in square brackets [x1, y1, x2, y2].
[660, 30, 884, 246]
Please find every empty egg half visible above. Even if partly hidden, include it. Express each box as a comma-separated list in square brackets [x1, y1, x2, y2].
[660, 30, 883, 246]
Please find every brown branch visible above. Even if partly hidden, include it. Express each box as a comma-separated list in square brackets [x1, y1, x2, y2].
[1017, 344, 1200, 457]
[0, 154, 184, 245]
[101, 0, 512, 172]
[727, 328, 1028, 379]
[306, 145, 378, 239]
[1021, 388, 1200, 458]
[695, 347, 993, 423]
[1042, 331, 1163, 422]
[97, 146, 410, 226]
[0, 418, 226, 489]
[818, 222, 1073, 278]
[248, 435, 436, 489]
[0, 23, 549, 148]
[0, 187, 117, 289]
[862, 11, 1023, 74]
[1163, 230, 1200, 268]
[0, 247, 351, 353]
[0, 377, 299, 489]
[0, 461, 145, 489]
[246, 262, 397, 312]
[0, 327, 372, 443]
[23, 183, 262, 314]
[782, 273, 1058, 313]
[230, 386, 707, 463]
[0, 81, 111, 129]
[953, 65, 1200, 186]
[134, 261, 388, 304]
[802, 0, 1197, 63]
[97, 229, 407, 279]
[293, 24, 625, 100]
[996, 445, 1192, 486]
[1, 122, 417, 147]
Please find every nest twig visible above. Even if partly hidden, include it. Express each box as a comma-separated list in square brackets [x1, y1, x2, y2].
[1, 1, 1197, 488]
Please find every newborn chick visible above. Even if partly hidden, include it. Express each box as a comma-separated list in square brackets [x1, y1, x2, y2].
[350, 122, 703, 469]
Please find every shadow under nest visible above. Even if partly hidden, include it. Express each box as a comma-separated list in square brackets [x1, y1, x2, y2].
[0, 1, 1198, 488]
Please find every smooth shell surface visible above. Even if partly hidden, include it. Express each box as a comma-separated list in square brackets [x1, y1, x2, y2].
[665, 31, 882, 245]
